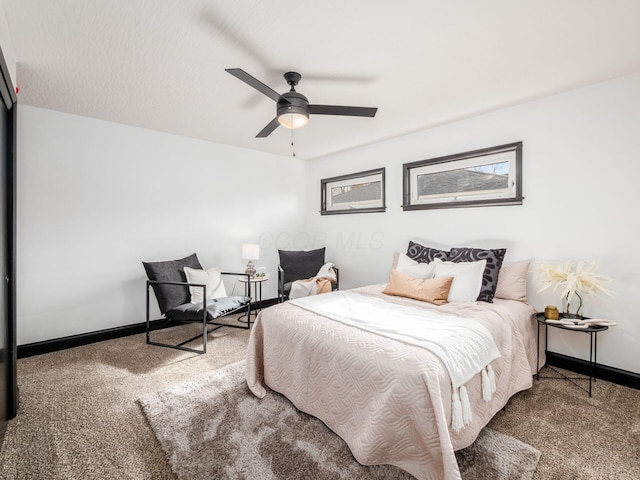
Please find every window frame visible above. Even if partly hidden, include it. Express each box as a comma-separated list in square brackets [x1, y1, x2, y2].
[402, 142, 523, 211]
[321, 167, 386, 215]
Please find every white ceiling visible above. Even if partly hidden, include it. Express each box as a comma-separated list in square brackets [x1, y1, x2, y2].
[3, 0, 640, 160]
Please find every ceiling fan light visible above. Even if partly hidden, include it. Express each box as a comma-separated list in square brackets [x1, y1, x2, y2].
[278, 112, 309, 129]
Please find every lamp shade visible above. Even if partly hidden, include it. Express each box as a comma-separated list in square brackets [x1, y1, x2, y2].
[242, 243, 260, 261]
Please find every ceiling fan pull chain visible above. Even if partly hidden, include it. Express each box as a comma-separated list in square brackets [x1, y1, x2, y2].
[291, 125, 296, 157]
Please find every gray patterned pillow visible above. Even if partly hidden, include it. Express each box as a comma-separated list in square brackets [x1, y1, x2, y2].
[406, 241, 449, 264]
[447, 247, 506, 302]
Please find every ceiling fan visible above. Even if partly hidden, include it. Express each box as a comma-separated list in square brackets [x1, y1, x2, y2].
[226, 68, 378, 138]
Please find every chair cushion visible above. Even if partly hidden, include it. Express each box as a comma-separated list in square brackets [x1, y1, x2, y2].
[165, 296, 251, 322]
[278, 248, 325, 285]
[142, 253, 203, 314]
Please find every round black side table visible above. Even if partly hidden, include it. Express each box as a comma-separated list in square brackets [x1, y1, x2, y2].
[534, 312, 608, 397]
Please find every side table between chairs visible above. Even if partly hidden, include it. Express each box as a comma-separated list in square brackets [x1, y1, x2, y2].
[237, 275, 269, 323]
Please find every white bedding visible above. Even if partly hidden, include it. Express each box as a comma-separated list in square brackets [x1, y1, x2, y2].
[246, 284, 537, 480]
[290, 290, 502, 431]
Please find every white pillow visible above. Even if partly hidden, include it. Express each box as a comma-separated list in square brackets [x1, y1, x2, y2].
[433, 258, 487, 302]
[396, 252, 436, 279]
[183, 267, 227, 303]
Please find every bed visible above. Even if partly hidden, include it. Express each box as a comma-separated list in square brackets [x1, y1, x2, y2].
[246, 281, 538, 480]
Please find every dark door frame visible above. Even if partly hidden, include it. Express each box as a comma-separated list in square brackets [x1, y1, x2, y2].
[0, 43, 18, 444]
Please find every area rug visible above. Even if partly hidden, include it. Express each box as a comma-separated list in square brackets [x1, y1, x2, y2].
[138, 361, 540, 480]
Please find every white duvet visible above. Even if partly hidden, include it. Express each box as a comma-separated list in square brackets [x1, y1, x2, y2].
[291, 290, 501, 431]
[246, 285, 537, 480]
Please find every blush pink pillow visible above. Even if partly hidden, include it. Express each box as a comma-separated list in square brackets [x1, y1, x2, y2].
[495, 260, 530, 302]
[383, 269, 453, 305]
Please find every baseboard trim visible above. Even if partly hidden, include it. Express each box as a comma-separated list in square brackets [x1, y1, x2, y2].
[546, 351, 640, 391]
[18, 298, 280, 359]
[26, 303, 639, 390]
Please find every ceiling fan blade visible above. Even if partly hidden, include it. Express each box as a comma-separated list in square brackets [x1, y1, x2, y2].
[308, 105, 377, 117]
[256, 118, 280, 138]
[226, 68, 288, 104]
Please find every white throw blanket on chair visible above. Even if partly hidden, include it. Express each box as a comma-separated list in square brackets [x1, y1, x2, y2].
[290, 290, 501, 432]
[289, 262, 337, 299]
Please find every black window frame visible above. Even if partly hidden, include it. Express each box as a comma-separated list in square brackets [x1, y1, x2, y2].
[402, 142, 523, 211]
[320, 167, 386, 215]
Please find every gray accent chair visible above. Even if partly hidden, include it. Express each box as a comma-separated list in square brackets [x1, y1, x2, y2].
[277, 248, 339, 302]
[143, 253, 252, 354]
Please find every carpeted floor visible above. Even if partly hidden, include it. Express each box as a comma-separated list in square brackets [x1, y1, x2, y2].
[0, 322, 639, 479]
[138, 360, 540, 480]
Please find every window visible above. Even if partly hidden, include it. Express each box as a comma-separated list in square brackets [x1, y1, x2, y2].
[402, 142, 522, 210]
[321, 168, 386, 215]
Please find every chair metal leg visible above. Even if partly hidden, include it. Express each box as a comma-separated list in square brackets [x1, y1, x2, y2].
[146, 282, 151, 345]
[146, 276, 254, 353]
[145, 281, 208, 354]
[202, 292, 207, 354]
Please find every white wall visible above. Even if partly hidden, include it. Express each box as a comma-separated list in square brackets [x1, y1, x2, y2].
[16, 73, 640, 375]
[305, 72, 640, 374]
[17, 106, 306, 345]
[0, 0, 17, 85]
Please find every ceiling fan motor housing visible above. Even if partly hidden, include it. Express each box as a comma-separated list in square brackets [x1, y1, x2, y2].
[277, 91, 309, 119]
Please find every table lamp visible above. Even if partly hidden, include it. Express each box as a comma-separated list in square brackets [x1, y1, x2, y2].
[242, 243, 260, 277]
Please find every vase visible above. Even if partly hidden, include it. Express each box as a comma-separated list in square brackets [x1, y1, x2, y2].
[563, 291, 583, 319]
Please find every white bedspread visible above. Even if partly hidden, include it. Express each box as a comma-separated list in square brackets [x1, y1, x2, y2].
[290, 290, 501, 427]
[246, 284, 537, 480]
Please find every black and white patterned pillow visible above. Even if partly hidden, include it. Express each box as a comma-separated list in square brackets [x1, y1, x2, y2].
[447, 247, 507, 302]
[406, 241, 449, 264]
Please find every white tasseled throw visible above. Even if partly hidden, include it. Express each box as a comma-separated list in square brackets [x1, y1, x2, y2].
[290, 290, 501, 432]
